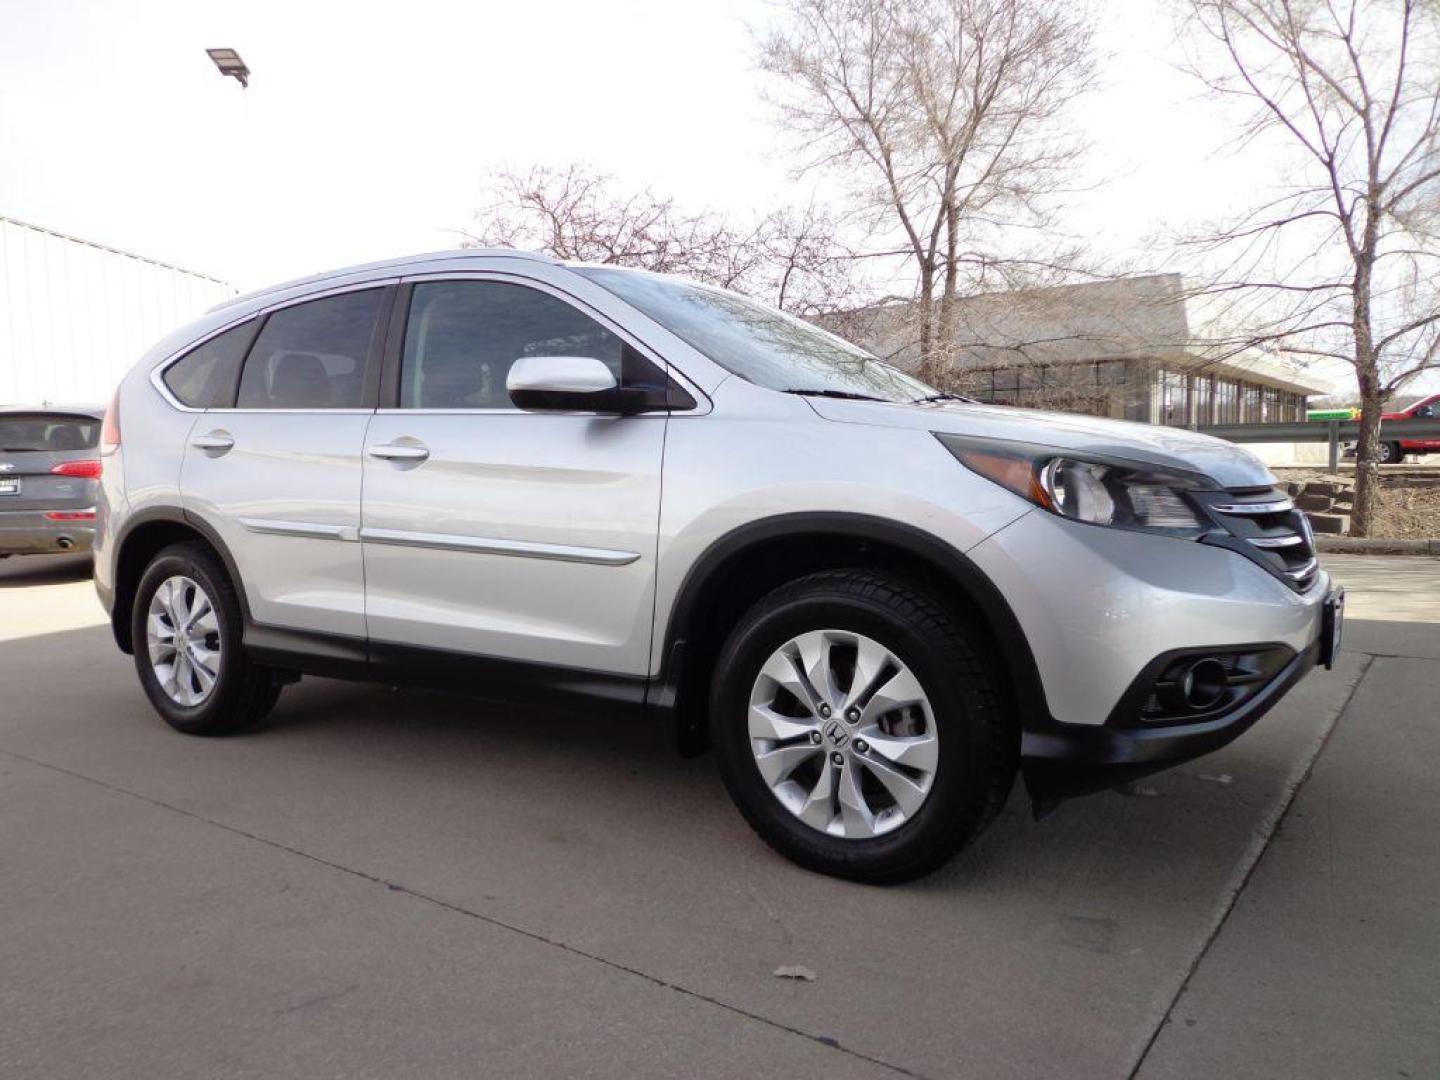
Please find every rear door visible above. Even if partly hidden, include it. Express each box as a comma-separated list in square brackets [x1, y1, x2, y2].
[178, 285, 393, 638]
[0, 412, 101, 512]
[359, 275, 668, 676]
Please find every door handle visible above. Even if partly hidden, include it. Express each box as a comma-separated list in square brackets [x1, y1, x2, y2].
[367, 442, 430, 463]
[191, 432, 235, 453]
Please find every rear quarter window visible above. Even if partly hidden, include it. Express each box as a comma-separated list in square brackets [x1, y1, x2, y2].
[162, 320, 258, 408]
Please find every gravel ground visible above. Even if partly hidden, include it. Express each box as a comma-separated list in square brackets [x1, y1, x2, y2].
[1273, 468, 1440, 538]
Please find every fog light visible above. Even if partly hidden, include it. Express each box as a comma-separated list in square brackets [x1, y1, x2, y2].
[1179, 658, 1228, 710]
[1133, 645, 1293, 725]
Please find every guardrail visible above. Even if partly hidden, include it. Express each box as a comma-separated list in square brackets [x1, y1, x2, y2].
[1196, 417, 1440, 471]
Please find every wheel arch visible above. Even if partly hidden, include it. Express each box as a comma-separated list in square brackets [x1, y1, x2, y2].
[110, 509, 249, 654]
[652, 512, 1048, 754]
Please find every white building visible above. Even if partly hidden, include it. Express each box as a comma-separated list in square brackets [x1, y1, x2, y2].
[1, 216, 234, 406]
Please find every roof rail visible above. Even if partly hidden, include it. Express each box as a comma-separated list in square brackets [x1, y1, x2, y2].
[210, 248, 558, 313]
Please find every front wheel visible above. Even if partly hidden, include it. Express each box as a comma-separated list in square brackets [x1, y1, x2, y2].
[709, 570, 1016, 884]
[1378, 441, 1404, 465]
[131, 543, 281, 735]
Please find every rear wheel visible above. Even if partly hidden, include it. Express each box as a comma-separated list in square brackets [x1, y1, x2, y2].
[131, 543, 280, 735]
[1378, 441, 1404, 465]
[709, 570, 1016, 884]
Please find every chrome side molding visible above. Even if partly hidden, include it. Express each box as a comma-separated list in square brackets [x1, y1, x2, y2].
[358, 527, 640, 566]
[239, 518, 360, 542]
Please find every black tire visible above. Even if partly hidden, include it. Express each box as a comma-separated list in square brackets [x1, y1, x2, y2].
[709, 569, 1017, 884]
[1378, 441, 1403, 465]
[131, 542, 281, 735]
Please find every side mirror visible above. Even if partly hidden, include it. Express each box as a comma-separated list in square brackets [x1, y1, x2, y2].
[507, 355, 677, 414]
[507, 356, 620, 412]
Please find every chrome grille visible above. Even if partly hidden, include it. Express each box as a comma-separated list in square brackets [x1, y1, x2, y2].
[1198, 486, 1319, 592]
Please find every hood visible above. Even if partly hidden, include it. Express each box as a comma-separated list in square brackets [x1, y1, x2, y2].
[806, 398, 1276, 489]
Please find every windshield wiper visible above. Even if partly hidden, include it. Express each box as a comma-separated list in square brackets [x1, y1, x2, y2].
[911, 392, 977, 405]
[782, 388, 888, 402]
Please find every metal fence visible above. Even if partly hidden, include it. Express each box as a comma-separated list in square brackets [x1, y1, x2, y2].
[1197, 418, 1440, 471]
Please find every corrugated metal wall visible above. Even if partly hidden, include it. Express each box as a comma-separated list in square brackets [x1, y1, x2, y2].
[0, 216, 235, 406]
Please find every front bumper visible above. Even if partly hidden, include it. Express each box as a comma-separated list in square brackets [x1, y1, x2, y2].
[967, 509, 1329, 727]
[0, 511, 95, 555]
[1020, 636, 1321, 801]
[964, 508, 1331, 803]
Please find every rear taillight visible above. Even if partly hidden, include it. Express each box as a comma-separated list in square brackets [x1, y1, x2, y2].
[51, 460, 102, 480]
[100, 391, 121, 454]
[42, 509, 97, 521]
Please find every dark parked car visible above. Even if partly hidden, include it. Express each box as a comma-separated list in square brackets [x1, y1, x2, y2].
[0, 406, 106, 558]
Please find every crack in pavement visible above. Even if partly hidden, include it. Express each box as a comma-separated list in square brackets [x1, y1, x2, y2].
[1123, 651, 1378, 1080]
[0, 746, 927, 1080]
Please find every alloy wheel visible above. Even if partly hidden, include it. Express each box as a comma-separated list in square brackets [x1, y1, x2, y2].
[146, 575, 222, 706]
[748, 629, 938, 839]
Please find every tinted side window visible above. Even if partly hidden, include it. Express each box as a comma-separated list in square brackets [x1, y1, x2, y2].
[162, 320, 256, 408]
[400, 281, 625, 409]
[236, 290, 382, 409]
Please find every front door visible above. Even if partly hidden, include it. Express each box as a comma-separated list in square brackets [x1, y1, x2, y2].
[360, 278, 667, 675]
[1409, 400, 1440, 452]
[180, 286, 389, 638]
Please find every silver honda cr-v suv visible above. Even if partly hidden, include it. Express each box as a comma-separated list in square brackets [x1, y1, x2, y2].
[95, 249, 1343, 882]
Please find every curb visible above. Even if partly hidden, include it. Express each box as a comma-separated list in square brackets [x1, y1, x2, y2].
[1316, 536, 1440, 555]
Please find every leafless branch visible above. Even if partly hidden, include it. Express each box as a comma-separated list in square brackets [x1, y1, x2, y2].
[461, 164, 866, 316]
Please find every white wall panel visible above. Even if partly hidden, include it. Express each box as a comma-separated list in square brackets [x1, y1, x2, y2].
[0, 216, 234, 406]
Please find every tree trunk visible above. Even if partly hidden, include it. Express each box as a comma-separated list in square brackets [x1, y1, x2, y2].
[934, 290, 955, 390]
[1349, 374, 1383, 538]
[916, 266, 938, 385]
[1348, 239, 1380, 539]
[933, 196, 961, 389]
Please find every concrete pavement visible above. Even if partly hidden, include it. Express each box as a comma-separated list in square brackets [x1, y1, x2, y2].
[1, 552, 1436, 1078]
[0, 552, 106, 642]
[1136, 653, 1440, 1079]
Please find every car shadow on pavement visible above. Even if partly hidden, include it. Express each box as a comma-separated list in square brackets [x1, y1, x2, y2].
[0, 552, 93, 587]
[0, 615, 1400, 899]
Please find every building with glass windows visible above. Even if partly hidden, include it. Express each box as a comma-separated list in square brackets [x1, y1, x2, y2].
[832, 273, 1332, 426]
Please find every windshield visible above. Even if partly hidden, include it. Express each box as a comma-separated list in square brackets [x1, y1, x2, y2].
[577, 268, 935, 403]
[0, 414, 99, 452]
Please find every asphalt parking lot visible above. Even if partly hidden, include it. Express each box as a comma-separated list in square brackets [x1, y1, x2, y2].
[2, 553, 1437, 1079]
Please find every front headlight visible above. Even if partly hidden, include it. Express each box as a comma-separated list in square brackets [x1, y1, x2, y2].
[936, 433, 1215, 538]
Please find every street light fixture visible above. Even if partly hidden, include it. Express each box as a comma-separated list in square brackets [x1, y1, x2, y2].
[206, 47, 250, 88]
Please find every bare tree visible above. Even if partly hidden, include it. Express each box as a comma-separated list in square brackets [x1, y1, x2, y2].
[460, 164, 861, 315]
[1180, 0, 1440, 535]
[757, 0, 1095, 384]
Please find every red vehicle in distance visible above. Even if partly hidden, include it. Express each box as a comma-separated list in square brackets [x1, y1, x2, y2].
[1377, 392, 1440, 464]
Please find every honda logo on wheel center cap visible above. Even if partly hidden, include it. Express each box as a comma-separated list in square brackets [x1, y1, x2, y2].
[823, 719, 849, 748]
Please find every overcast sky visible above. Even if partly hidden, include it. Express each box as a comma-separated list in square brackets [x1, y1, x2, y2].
[1, 0, 1255, 280]
[3, 0, 1383, 390]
